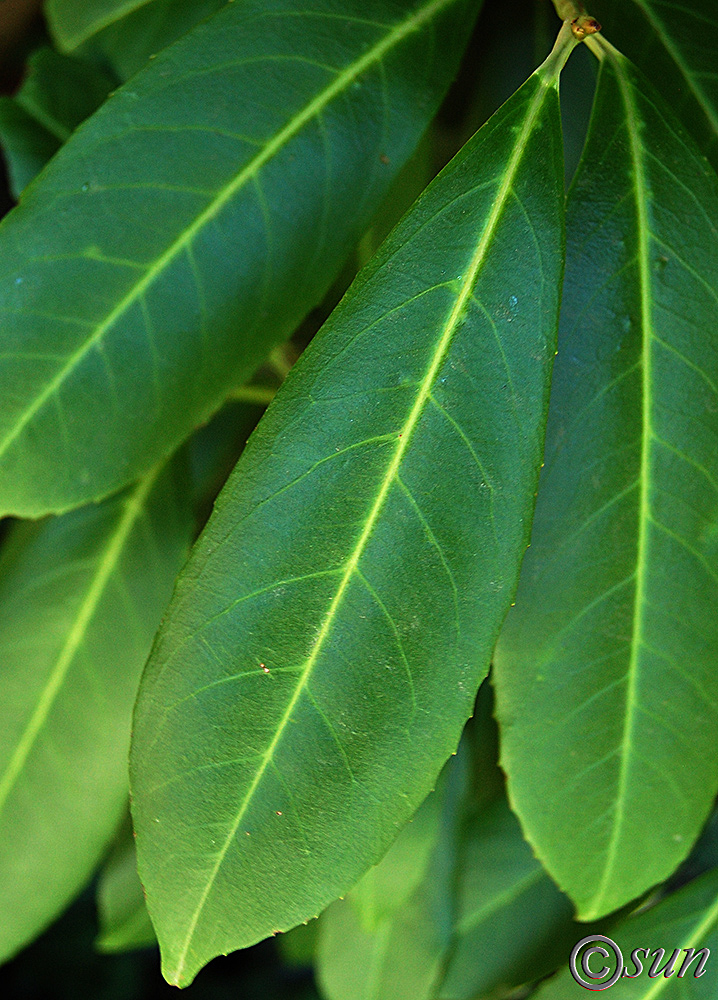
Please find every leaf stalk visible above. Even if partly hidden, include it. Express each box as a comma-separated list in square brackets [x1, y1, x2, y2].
[550, 0, 601, 40]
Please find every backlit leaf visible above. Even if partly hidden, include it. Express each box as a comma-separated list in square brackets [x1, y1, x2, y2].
[439, 798, 575, 999]
[0, 103, 58, 203]
[0, 456, 191, 962]
[317, 752, 468, 1000]
[46, 0, 228, 81]
[318, 765, 576, 1000]
[347, 754, 450, 932]
[535, 868, 718, 998]
[46, 0, 162, 51]
[96, 813, 156, 953]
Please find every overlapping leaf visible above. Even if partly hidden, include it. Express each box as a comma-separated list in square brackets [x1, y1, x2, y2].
[0, 456, 191, 962]
[46, 0, 159, 50]
[278, 921, 319, 969]
[46, 0, 228, 80]
[493, 44, 718, 920]
[96, 814, 156, 953]
[440, 800, 576, 999]
[536, 868, 718, 997]
[0, 0, 478, 517]
[346, 769, 449, 932]
[591, 0, 718, 167]
[317, 752, 468, 1000]
[130, 31, 573, 986]
[0, 48, 114, 199]
[319, 786, 576, 1000]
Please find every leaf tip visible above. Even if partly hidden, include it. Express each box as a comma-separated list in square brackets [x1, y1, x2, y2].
[160, 942, 202, 990]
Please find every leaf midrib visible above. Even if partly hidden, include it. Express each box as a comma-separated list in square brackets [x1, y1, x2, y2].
[0, 0, 457, 465]
[585, 52, 653, 921]
[168, 68, 558, 986]
[0, 466, 160, 819]
[454, 864, 545, 935]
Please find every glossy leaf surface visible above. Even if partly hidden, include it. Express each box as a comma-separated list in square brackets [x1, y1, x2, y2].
[0, 457, 191, 962]
[96, 814, 156, 953]
[0, 0, 477, 517]
[536, 868, 718, 998]
[130, 37, 571, 986]
[0, 48, 113, 198]
[591, 0, 718, 167]
[493, 48, 718, 920]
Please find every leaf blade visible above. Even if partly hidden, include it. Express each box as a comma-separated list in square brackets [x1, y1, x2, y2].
[130, 35, 572, 986]
[46, 0, 159, 51]
[493, 46, 718, 920]
[318, 767, 576, 1000]
[0, 48, 114, 199]
[0, 457, 192, 962]
[96, 813, 156, 953]
[59, 0, 229, 81]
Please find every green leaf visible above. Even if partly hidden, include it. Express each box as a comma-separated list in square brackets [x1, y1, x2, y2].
[0, 0, 479, 518]
[0, 47, 114, 198]
[535, 868, 718, 998]
[591, 0, 718, 168]
[46, 0, 163, 51]
[0, 102, 58, 203]
[317, 752, 468, 1000]
[277, 919, 319, 968]
[493, 44, 718, 921]
[130, 29, 573, 986]
[189, 395, 275, 524]
[347, 774, 448, 932]
[46, 0, 228, 81]
[318, 764, 576, 1000]
[347, 680, 503, 937]
[681, 809, 718, 884]
[0, 456, 191, 962]
[439, 799, 576, 1000]
[96, 813, 156, 953]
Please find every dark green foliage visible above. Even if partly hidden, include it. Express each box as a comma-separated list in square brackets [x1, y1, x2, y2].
[0, 47, 114, 198]
[0, 0, 717, 997]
